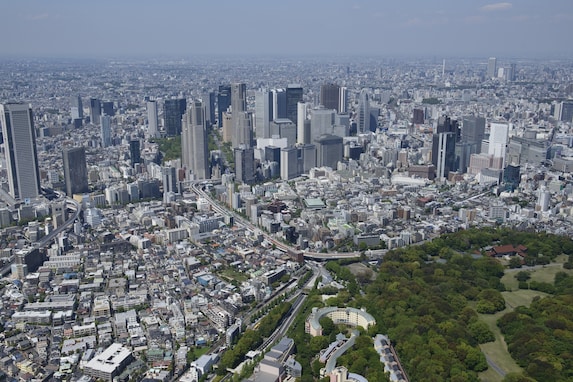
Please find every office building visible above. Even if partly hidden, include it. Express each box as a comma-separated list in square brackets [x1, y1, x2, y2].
[89, 98, 101, 125]
[182, 100, 210, 180]
[320, 83, 340, 112]
[147, 100, 159, 138]
[203, 92, 216, 126]
[231, 83, 247, 115]
[63, 147, 89, 196]
[432, 116, 459, 179]
[102, 101, 114, 117]
[71, 95, 83, 122]
[280, 146, 298, 180]
[234, 146, 255, 184]
[129, 140, 141, 167]
[339, 86, 348, 114]
[270, 119, 296, 146]
[101, 115, 112, 148]
[298, 144, 316, 173]
[162, 167, 178, 201]
[286, 85, 303, 124]
[357, 89, 370, 133]
[84, 343, 134, 382]
[297, 102, 308, 144]
[1, 103, 41, 201]
[457, 116, 486, 173]
[487, 57, 497, 79]
[558, 101, 573, 123]
[217, 85, 231, 127]
[232, 112, 253, 148]
[488, 121, 509, 165]
[310, 108, 335, 143]
[255, 90, 273, 139]
[164, 98, 187, 136]
[272, 88, 287, 120]
[315, 134, 343, 169]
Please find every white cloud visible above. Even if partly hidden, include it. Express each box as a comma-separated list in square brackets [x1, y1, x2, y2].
[480, 3, 512, 12]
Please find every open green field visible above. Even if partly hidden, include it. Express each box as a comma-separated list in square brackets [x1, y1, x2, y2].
[219, 268, 249, 283]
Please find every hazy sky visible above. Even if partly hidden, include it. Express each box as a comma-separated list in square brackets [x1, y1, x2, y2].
[1, 0, 572, 58]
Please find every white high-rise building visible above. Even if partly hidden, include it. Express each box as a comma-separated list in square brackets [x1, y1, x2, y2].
[182, 100, 210, 180]
[339, 87, 348, 114]
[0, 103, 41, 201]
[488, 121, 509, 164]
[147, 100, 159, 138]
[297, 101, 307, 145]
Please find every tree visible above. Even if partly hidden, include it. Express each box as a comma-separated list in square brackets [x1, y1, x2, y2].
[515, 271, 531, 282]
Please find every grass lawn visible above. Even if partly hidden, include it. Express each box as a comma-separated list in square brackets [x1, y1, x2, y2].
[220, 268, 249, 283]
[501, 261, 572, 292]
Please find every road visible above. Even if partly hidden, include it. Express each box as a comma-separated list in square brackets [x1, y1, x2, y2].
[485, 354, 507, 377]
[189, 181, 361, 261]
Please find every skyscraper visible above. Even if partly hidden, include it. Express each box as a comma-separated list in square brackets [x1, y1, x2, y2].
[231, 83, 250, 148]
[71, 95, 83, 121]
[129, 139, 141, 167]
[101, 115, 112, 148]
[234, 146, 255, 184]
[320, 84, 340, 112]
[297, 102, 308, 145]
[432, 116, 459, 179]
[147, 100, 159, 138]
[89, 98, 101, 125]
[182, 100, 210, 180]
[62, 147, 89, 196]
[487, 57, 497, 79]
[488, 121, 509, 165]
[0, 103, 41, 200]
[102, 101, 114, 117]
[339, 87, 348, 114]
[217, 85, 231, 128]
[457, 116, 486, 173]
[286, 85, 303, 124]
[163, 98, 187, 136]
[272, 89, 287, 120]
[357, 89, 370, 133]
[255, 90, 273, 139]
[203, 92, 216, 126]
[315, 134, 343, 169]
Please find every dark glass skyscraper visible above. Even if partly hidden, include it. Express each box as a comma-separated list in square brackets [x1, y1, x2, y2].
[432, 116, 459, 179]
[286, 85, 303, 124]
[217, 85, 231, 127]
[320, 84, 340, 112]
[63, 147, 89, 196]
[164, 98, 187, 136]
[129, 139, 141, 167]
[89, 98, 101, 125]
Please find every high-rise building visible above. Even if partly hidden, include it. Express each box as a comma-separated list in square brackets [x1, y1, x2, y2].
[255, 90, 273, 139]
[89, 98, 101, 125]
[488, 121, 509, 165]
[234, 146, 255, 184]
[558, 101, 573, 123]
[62, 147, 89, 196]
[270, 119, 296, 146]
[231, 83, 249, 148]
[203, 92, 216, 126]
[339, 87, 348, 114]
[129, 140, 141, 167]
[457, 116, 486, 173]
[357, 89, 370, 133]
[272, 89, 287, 120]
[320, 84, 340, 112]
[162, 166, 178, 202]
[71, 95, 83, 122]
[297, 102, 308, 144]
[101, 115, 112, 148]
[298, 144, 316, 174]
[310, 108, 335, 144]
[147, 100, 159, 138]
[164, 98, 187, 136]
[182, 100, 210, 180]
[0, 103, 41, 200]
[315, 134, 343, 169]
[286, 85, 303, 124]
[102, 101, 114, 117]
[487, 57, 497, 79]
[432, 116, 459, 179]
[217, 85, 231, 128]
[280, 146, 298, 180]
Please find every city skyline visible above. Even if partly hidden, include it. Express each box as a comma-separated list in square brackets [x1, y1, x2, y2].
[1, 0, 572, 58]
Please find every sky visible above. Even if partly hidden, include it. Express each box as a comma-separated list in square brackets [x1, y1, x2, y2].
[1, 0, 572, 59]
